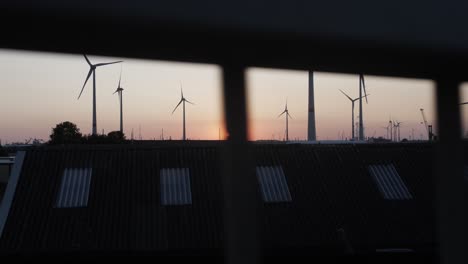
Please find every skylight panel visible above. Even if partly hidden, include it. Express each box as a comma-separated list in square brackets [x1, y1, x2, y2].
[256, 166, 292, 203]
[368, 164, 412, 200]
[56, 168, 92, 208]
[160, 168, 192, 205]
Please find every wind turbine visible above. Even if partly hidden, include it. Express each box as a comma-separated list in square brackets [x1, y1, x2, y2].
[394, 122, 398, 141]
[358, 74, 368, 140]
[396, 121, 403, 141]
[78, 54, 122, 135]
[393, 121, 403, 141]
[339, 89, 369, 140]
[113, 67, 124, 135]
[278, 99, 293, 141]
[388, 118, 394, 141]
[172, 86, 195, 140]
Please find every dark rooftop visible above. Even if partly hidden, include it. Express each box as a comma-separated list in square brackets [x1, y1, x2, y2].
[0, 142, 441, 260]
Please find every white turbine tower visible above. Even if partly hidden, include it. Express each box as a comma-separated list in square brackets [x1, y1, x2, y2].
[78, 54, 122, 135]
[389, 119, 394, 141]
[339, 89, 369, 140]
[113, 67, 124, 135]
[395, 121, 403, 141]
[172, 86, 195, 140]
[278, 99, 293, 141]
[358, 74, 368, 140]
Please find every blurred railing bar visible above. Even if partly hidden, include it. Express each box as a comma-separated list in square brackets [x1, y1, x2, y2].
[435, 79, 466, 264]
[221, 64, 260, 264]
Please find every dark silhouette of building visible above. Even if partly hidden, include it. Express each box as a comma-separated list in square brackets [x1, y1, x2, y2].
[0, 143, 437, 260]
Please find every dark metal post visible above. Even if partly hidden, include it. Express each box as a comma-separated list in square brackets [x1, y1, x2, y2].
[221, 64, 260, 264]
[435, 79, 466, 264]
[183, 100, 186, 141]
[120, 91, 123, 134]
[92, 71, 97, 135]
[351, 102, 355, 140]
[358, 75, 364, 140]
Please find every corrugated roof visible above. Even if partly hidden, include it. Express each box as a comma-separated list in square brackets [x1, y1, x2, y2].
[368, 164, 412, 200]
[160, 168, 192, 205]
[256, 166, 292, 203]
[0, 143, 439, 253]
[56, 168, 92, 208]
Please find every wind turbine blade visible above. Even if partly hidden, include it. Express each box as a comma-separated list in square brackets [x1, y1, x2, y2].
[185, 99, 195, 105]
[172, 99, 183, 114]
[287, 112, 293, 119]
[113, 89, 119, 95]
[339, 89, 353, 101]
[180, 85, 184, 99]
[95, 61, 123, 67]
[78, 69, 93, 99]
[360, 74, 368, 103]
[278, 110, 286, 118]
[83, 54, 92, 66]
[118, 66, 122, 88]
[356, 93, 370, 100]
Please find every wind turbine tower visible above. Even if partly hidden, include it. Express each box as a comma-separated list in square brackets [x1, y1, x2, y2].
[172, 86, 195, 140]
[79, 54, 122, 135]
[389, 120, 393, 141]
[113, 67, 124, 134]
[278, 99, 293, 141]
[339, 89, 369, 140]
[308, 71, 316, 141]
[358, 74, 368, 140]
[396, 121, 403, 141]
[392, 121, 398, 141]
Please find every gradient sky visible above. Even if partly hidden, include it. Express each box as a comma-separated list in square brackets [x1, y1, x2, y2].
[1, 48, 468, 143]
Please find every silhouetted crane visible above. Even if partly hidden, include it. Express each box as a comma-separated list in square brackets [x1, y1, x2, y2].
[420, 108, 435, 141]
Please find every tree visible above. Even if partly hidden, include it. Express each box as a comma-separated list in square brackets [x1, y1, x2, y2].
[107, 131, 125, 142]
[49, 121, 82, 145]
[80, 131, 126, 144]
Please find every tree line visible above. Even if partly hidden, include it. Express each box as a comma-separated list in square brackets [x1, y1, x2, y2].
[49, 121, 126, 145]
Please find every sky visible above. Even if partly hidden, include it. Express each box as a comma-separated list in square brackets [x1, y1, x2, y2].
[1, 48, 468, 143]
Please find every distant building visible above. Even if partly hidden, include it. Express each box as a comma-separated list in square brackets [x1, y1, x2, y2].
[0, 143, 438, 258]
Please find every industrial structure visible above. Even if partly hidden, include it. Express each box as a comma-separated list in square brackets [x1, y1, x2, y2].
[420, 109, 435, 141]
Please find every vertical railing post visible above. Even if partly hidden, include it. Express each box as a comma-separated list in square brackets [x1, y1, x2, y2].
[435, 78, 466, 264]
[221, 64, 260, 264]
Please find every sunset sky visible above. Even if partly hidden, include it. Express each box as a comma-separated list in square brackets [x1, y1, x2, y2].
[1, 49, 468, 143]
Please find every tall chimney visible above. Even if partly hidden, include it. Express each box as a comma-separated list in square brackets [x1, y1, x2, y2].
[308, 71, 317, 141]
